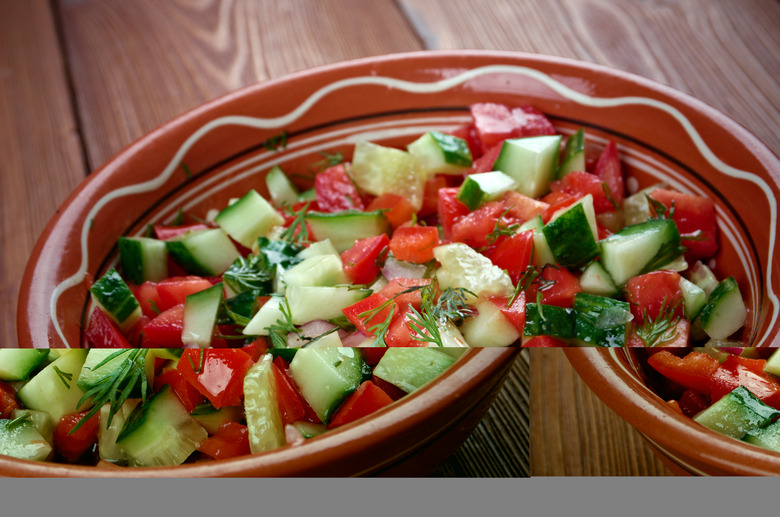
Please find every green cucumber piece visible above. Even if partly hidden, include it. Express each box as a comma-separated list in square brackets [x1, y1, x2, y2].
[697, 276, 747, 340]
[744, 419, 780, 452]
[523, 303, 575, 339]
[166, 228, 240, 276]
[0, 350, 48, 381]
[573, 292, 631, 347]
[282, 254, 348, 289]
[76, 349, 154, 396]
[98, 398, 140, 464]
[289, 348, 366, 423]
[679, 276, 707, 319]
[556, 128, 585, 178]
[492, 135, 562, 198]
[189, 403, 245, 435]
[89, 268, 141, 330]
[286, 286, 371, 325]
[579, 261, 619, 297]
[518, 215, 555, 266]
[305, 210, 389, 253]
[265, 165, 300, 207]
[694, 385, 780, 439]
[182, 282, 224, 348]
[243, 296, 286, 336]
[215, 189, 285, 248]
[292, 421, 328, 439]
[407, 130, 473, 175]
[11, 409, 54, 445]
[599, 218, 685, 286]
[688, 261, 720, 297]
[351, 140, 423, 209]
[373, 348, 455, 394]
[0, 416, 53, 462]
[296, 238, 340, 259]
[456, 171, 519, 210]
[542, 195, 600, 267]
[243, 354, 286, 453]
[622, 185, 666, 226]
[459, 298, 520, 347]
[765, 350, 780, 377]
[16, 350, 91, 424]
[433, 243, 514, 300]
[117, 385, 207, 467]
[118, 236, 169, 284]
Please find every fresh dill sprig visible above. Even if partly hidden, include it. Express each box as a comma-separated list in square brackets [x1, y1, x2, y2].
[53, 366, 73, 389]
[357, 298, 397, 347]
[486, 207, 521, 245]
[263, 130, 288, 151]
[647, 194, 675, 220]
[6, 412, 32, 431]
[635, 297, 682, 347]
[407, 284, 476, 347]
[267, 297, 300, 349]
[602, 182, 620, 210]
[313, 150, 344, 171]
[280, 201, 311, 245]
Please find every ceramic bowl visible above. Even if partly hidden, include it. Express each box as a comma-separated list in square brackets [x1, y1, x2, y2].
[565, 348, 780, 476]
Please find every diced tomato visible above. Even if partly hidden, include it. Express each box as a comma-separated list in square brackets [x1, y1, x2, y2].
[389, 225, 439, 264]
[134, 281, 163, 319]
[272, 362, 306, 426]
[342, 293, 397, 337]
[241, 338, 269, 362]
[437, 187, 471, 240]
[273, 356, 321, 424]
[448, 124, 483, 159]
[549, 170, 617, 214]
[525, 265, 582, 308]
[540, 191, 578, 224]
[677, 389, 710, 418]
[522, 335, 567, 347]
[0, 381, 20, 419]
[197, 421, 251, 461]
[84, 307, 133, 348]
[384, 309, 427, 347]
[485, 229, 534, 284]
[327, 380, 395, 429]
[156, 276, 214, 312]
[340, 233, 390, 285]
[470, 143, 503, 174]
[625, 270, 684, 324]
[141, 303, 185, 347]
[648, 188, 718, 260]
[177, 349, 255, 409]
[591, 140, 625, 206]
[154, 223, 211, 241]
[371, 374, 407, 401]
[470, 103, 556, 150]
[378, 277, 432, 311]
[625, 317, 690, 347]
[489, 291, 526, 333]
[710, 355, 780, 410]
[501, 190, 549, 223]
[53, 411, 99, 463]
[154, 366, 206, 412]
[419, 175, 449, 218]
[646, 350, 720, 395]
[357, 347, 386, 366]
[314, 164, 365, 212]
[366, 193, 415, 228]
[451, 201, 508, 249]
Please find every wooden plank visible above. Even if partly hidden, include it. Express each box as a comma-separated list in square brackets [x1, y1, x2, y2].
[0, 0, 87, 347]
[56, 0, 424, 169]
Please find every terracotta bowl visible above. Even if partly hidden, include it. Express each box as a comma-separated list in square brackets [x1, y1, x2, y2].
[565, 348, 780, 476]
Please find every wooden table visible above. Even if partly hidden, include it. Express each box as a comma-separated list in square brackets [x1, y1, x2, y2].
[1, 0, 777, 476]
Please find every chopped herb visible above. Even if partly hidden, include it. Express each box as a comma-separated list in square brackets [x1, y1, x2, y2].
[280, 201, 311, 245]
[407, 283, 476, 347]
[486, 206, 520, 244]
[6, 412, 32, 431]
[171, 208, 185, 226]
[181, 162, 193, 179]
[313, 150, 344, 171]
[53, 366, 73, 389]
[647, 194, 674, 220]
[635, 297, 682, 347]
[602, 182, 620, 210]
[263, 130, 288, 151]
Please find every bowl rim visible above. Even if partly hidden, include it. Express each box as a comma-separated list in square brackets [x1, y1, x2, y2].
[565, 347, 780, 476]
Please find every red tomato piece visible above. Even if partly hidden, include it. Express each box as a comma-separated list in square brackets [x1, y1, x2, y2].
[340, 233, 390, 285]
[591, 140, 625, 206]
[327, 380, 395, 429]
[273, 356, 321, 424]
[485, 229, 534, 284]
[448, 124, 483, 159]
[241, 338, 269, 362]
[384, 309, 428, 347]
[489, 292, 526, 333]
[470, 103, 556, 150]
[141, 303, 185, 348]
[272, 362, 306, 426]
[540, 191, 578, 224]
[525, 265, 582, 308]
[625, 270, 684, 324]
[677, 389, 710, 418]
[450, 201, 507, 249]
[134, 281, 163, 319]
[366, 193, 416, 228]
[710, 355, 780, 410]
[648, 188, 718, 260]
[314, 164, 365, 212]
[154, 223, 211, 241]
[646, 350, 720, 395]
[549, 170, 617, 214]
[437, 187, 471, 240]
[378, 277, 432, 311]
[625, 317, 690, 348]
[470, 143, 503, 174]
[154, 366, 206, 412]
[156, 276, 214, 312]
[177, 349, 255, 409]
[389, 225, 439, 264]
[419, 175, 449, 218]
[0, 381, 20, 419]
[342, 293, 397, 337]
[501, 190, 549, 223]
[84, 307, 132, 349]
[54, 411, 99, 463]
[522, 335, 567, 347]
[197, 421, 251, 461]
[357, 347, 386, 366]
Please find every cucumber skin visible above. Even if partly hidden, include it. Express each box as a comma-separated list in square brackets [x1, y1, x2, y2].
[542, 202, 600, 267]
[89, 268, 140, 325]
[523, 303, 575, 339]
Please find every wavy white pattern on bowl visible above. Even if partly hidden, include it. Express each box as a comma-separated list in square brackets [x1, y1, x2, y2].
[50, 64, 777, 348]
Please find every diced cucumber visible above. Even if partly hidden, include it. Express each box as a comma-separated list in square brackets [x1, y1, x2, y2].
[76, 349, 154, 396]
[573, 293, 631, 347]
[688, 261, 720, 297]
[579, 261, 619, 297]
[243, 354, 286, 453]
[693, 385, 780, 439]
[459, 298, 521, 347]
[189, 403, 245, 435]
[0, 350, 48, 381]
[433, 243, 514, 300]
[289, 348, 366, 423]
[679, 276, 707, 319]
[492, 135, 562, 198]
[697, 276, 747, 340]
[543, 194, 599, 267]
[437, 320, 470, 349]
[265, 165, 300, 207]
[166, 228, 240, 276]
[182, 282, 224, 348]
[296, 238, 340, 259]
[555, 128, 585, 178]
[456, 171, 519, 211]
[407, 130, 473, 175]
[118, 236, 168, 284]
[11, 409, 54, 445]
[622, 185, 666, 226]
[282, 254, 348, 288]
[0, 416, 53, 462]
[16, 350, 91, 424]
[286, 286, 371, 325]
[523, 303, 575, 340]
[518, 215, 555, 266]
[298, 329, 343, 348]
[305, 210, 389, 253]
[117, 385, 207, 467]
[98, 399, 140, 464]
[599, 218, 685, 286]
[373, 348, 455, 394]
[292, 421, 328, 439]
[215, 189, 285, 248]
[744, 419, 780, 452]
[351, 140, 424, 209]
[89, 268, 142, 331]
[765, 350, 780, 377]
[243, 296, 286, 336]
